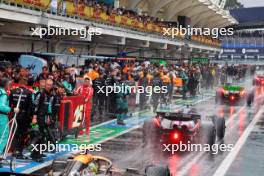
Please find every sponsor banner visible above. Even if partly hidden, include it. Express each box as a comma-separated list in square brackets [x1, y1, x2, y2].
[221, 48, 264, 54]
[14, 0, 51, 9]
[191, 58, 209, 63]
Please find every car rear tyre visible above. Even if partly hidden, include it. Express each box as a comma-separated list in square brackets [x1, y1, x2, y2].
[145, 165, 170, 176]
[143, 119, 159, 147]
[215, 93, 223, 105]
[247, 92, 254, 107]
[206, 124, 216, 150]
[216, 118, 225, 140]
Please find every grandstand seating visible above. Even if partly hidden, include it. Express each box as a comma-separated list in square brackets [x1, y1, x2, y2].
[1, 0, 221, 47]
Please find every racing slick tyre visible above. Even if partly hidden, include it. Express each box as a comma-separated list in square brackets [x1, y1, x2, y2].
[206, 124, 216, 151]
[247, 92, 254, 107]
[215, 93, 223, 105]
[216, 118, 225, 140]
[145, 165, 170, 176]
[143, 119, 159, 147]
[48, 156, 72, 175]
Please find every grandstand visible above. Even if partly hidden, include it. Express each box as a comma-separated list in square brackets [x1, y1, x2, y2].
[0, 0, 236, 60]
[219, 7, 264, 64]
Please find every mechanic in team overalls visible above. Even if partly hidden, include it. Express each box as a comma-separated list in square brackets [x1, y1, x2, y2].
[92, 73, 105, 120]
[161, 71, 171, 104]
[180, 69, 189, 99]
[105, 69, 118, 118]
[75, 77, 93, 135]
[151, 72, 163, 112]
[0, 79, 15, 161]
[138, 71, 149, 110]
[32, 79, 55, 162]
[115, 76, 129, 125]
[62, 74, 73, 95]
[48, 83, 65, 142]
[9, 77, 33, 159]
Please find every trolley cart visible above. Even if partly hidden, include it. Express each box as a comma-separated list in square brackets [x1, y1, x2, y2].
[0, 88, 23, 172]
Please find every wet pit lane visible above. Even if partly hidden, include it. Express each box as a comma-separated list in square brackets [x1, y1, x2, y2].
[33, 78, 264, 176]
[90, 100, 259, 176]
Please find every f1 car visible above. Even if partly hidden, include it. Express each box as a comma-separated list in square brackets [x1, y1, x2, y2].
[215, 83, 253, 106]
[143, 107, 225, 150]
[253, 74, 264, 86]
[45, 153, 170, 176]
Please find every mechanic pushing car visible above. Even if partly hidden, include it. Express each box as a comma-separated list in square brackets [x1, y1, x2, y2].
[9, 77, 33, 159]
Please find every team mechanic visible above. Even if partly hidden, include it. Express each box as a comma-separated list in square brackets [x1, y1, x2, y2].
[32, 79, 57, 162]
[75, 77, 93, 135]
[9, 77, 33, 159]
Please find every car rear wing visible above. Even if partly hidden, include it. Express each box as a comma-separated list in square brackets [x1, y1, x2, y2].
[156, 112, 201, 121]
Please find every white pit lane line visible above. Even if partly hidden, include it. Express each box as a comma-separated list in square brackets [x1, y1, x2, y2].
[177, 105, 246, 176]
[212, 106, 264, 176]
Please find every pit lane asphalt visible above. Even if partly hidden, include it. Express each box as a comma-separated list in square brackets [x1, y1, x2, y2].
[87, 77, 264, 176]
[34, 77, 264, 176]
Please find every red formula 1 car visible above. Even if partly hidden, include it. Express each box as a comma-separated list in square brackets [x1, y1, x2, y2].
[143, 108, 225, 151]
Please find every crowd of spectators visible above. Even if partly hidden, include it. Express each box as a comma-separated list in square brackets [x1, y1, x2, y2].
[3, 0, 221, 46]
[0, 59, 253, 122]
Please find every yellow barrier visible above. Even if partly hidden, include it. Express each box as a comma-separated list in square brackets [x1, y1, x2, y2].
[108, 14, 116, 23]
[84, 6, 92, 18]
[65, 1, 75, 15]
[126, 18, 132, 26]
[115, 15, 121, 24]
[100, 12, 108, 21]
[92, 8, 101, 19]
[77, 4, 85, 16]
[120, 16, 128, 25]
[14, 0, 51, 10]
